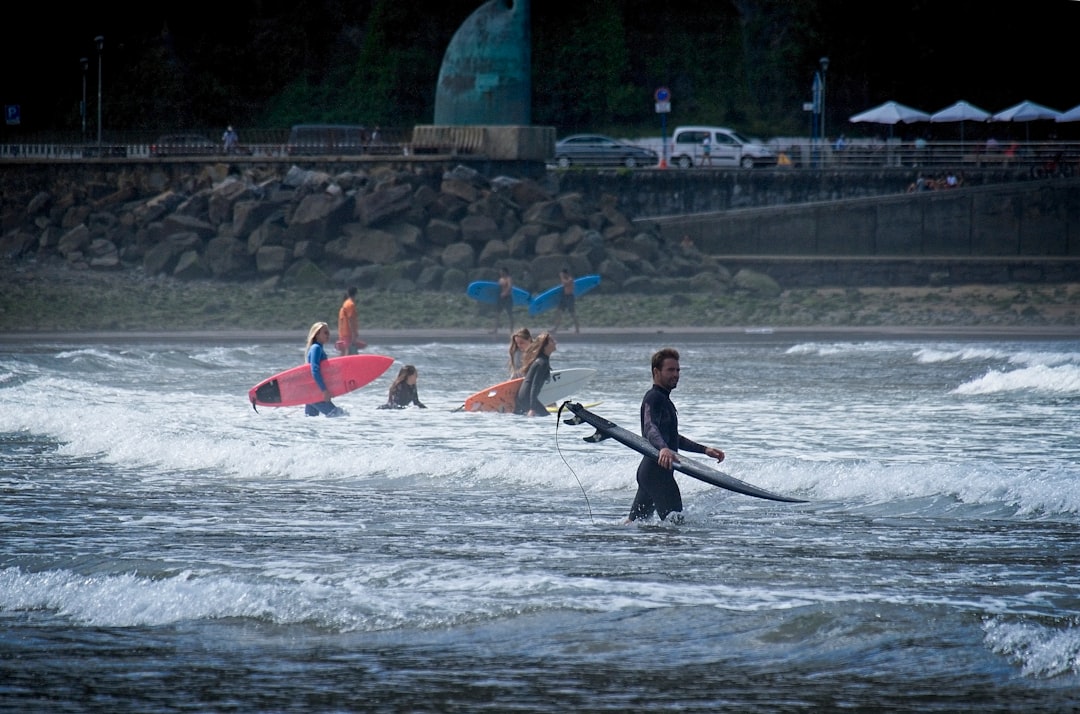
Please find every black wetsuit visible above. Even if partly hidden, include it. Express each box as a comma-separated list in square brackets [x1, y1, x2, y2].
[627, 384, 707, 521]
[514, 353, 551, 416]
[378, 382, 426, 409]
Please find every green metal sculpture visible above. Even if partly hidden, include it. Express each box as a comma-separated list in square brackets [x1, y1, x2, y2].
[434, 0, 531, 126]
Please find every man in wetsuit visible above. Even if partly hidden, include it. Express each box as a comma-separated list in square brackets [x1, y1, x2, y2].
[627, 347, 725, 523]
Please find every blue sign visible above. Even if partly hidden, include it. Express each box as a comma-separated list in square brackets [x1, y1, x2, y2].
[654, 87, 670, 103]
[5, 105, 20, 126]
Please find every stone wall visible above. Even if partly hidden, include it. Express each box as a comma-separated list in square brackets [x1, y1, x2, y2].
[1, 159, 1078, 291]
[0, 160, 738, 296]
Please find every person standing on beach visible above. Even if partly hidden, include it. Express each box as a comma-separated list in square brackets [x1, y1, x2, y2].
[494, 267, 515, 334]
[551, 267, 580, 334]
[304, 322, 345, 417]
[627, 347, 725, 523]
[514, 332, 556, 417]
[337, 287, 360, 355]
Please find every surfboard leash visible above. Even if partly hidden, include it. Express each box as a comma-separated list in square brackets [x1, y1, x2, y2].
[555, 401, 594, 523]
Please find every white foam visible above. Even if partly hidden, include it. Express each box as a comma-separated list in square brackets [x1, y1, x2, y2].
[984, 618, 1080, 678]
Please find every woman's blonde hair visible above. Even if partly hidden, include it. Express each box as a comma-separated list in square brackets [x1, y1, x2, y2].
[306, 322, 329, 351]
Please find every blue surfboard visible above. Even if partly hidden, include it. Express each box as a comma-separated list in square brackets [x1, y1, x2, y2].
[528, 275, 601, 316]
[466, 281, 531, 307]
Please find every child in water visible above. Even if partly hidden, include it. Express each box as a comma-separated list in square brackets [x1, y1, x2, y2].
[379, 365, 427, 409]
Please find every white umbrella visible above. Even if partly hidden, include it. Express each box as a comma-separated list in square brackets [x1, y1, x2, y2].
[930, 100, 991, 145]
[991, 100, 1061, 141]
[991, 100, 1060, 122]
[849, 101, 931, 125]
[930, 100, 991, 123]
[1055, 103, 1080, 123]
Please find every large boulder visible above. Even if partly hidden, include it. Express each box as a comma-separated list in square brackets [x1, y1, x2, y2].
[324, 225, 403, 265]
[56, 224, 91, 258]
[440, 242, 476, 271]
[285, 193, 351, 244]
[460, 214, 501, 246]
[173, 250, 210, 280]
[231, 200, 284, 240]
[355, 183, 413, 227]
[204, 235, 253, 278]
[143, 232, 203, 276]
[732, 268, 782, 297]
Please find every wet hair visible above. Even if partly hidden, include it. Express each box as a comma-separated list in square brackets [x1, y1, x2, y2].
[507, 327, 533, 375]
[344, 286, 357, 299]
[389, 364, 418, 394]
[521, 331, 554, 371]
[651, 347, 680, 373]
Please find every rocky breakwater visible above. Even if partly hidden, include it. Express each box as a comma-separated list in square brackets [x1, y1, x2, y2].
[2, 163, 781, 297]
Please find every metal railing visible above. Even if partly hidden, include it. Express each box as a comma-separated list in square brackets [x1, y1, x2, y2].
[0, 127, 413, 161]
[2, 131, 1079, 176]
[768, 138, 1080, 175]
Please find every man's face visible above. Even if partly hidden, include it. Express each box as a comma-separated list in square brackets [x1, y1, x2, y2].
[654, 358, 680, 390]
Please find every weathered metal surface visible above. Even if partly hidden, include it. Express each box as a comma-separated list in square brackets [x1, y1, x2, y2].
[434, 0, 531, 126]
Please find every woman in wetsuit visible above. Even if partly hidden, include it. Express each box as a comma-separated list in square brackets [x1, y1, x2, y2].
[514, 332, 557, 417]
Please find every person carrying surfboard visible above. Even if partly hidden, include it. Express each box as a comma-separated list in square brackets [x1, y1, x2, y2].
[304, 322, 346, 417]
[493, 267, 515, 334]
[627, 347, 725, 523]
[514, 332, 557, 417]
[551, 268, 580, 334]
[336, 287, 361, 355]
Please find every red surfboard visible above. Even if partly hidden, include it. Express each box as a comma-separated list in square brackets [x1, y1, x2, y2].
[460, 368, 597, 413]
[249, 354, 394, 409]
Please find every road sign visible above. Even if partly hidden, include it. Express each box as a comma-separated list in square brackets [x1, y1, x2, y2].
[5, 105, 21, 126]
[654, 87, 670, 102]
[655, 101, 671, 114]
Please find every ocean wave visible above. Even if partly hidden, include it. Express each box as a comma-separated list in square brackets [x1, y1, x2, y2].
[984, 617, 1080, 679]
[954, 364, 1080, 395]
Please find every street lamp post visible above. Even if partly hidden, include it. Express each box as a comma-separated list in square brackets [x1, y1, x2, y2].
[818, 56, 830, 143]
[80, 57, 89, 138]
[95, 35, 104, 145]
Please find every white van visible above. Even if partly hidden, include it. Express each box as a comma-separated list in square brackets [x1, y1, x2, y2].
[668, 126, 773, 169]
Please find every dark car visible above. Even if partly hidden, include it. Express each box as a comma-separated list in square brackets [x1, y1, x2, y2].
[150, 134, 218, 157]
[553, 134, 658, 169]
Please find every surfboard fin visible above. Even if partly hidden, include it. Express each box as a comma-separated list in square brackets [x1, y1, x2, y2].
[583, 430, 611, 444]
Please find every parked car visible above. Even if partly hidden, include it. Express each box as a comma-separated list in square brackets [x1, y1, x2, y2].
[150, 134, 218, 157]
[286, 124, 369, 156]
[553, 134, 658, 169]
[669, 126, 774, 169]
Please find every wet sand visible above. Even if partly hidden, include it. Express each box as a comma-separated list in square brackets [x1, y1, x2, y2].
[2, 324, 1077, 345]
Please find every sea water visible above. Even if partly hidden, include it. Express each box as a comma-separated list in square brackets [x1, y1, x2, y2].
[1, 333, 1078, 712]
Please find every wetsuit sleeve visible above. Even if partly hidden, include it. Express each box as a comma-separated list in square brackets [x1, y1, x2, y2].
[308, 345, 328, 391]
[677, 435, 708, 454]
[641, 396, 671, 451]
[411, 385, 426, 409]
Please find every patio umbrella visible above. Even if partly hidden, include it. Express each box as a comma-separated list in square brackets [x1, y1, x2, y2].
[849, 101, 931, 138]
[990, 100, 1061, 140]
[929, 100, 991, 145]
[849, 101, 931, 125]
[1055, 103, 1080, 123]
